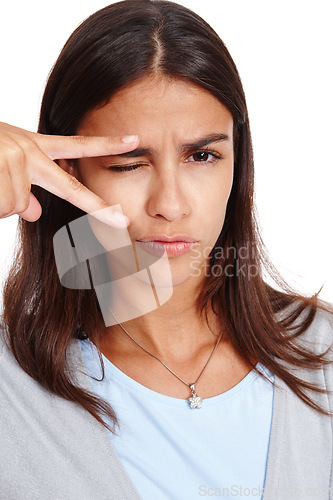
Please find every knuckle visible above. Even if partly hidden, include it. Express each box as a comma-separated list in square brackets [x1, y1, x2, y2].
[3, 143, 25, 162]
[68, 175, 84, 193]
[0, 199, 15, 217]
[72, 135, 88, 146]
[17, 135, 37, 155]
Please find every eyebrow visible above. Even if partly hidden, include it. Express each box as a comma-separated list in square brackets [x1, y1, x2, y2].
[112, 133, 230, 158]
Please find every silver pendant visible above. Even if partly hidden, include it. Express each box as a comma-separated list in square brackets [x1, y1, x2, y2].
[188, 383, 202, 408]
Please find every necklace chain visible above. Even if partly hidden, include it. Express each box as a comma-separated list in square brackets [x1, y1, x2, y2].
[109, 311, 223, 408]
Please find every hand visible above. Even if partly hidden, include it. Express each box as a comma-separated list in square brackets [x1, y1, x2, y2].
[0, 121, 139, 226]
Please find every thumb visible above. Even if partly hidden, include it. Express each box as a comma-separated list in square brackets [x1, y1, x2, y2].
[18, 192, 43, 222]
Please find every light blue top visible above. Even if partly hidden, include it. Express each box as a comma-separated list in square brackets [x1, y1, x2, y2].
[80, 338, 275, 500]
[2, 305, 332, 499]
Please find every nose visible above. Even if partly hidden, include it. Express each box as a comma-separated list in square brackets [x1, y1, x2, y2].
[147, 167, 191, 222]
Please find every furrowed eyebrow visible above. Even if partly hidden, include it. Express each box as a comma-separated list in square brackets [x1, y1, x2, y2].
[112, 133, 230, 158]
[179, 133, 229, 153]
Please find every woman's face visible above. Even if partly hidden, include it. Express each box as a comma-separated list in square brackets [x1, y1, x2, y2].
[76, 75, 234, 288]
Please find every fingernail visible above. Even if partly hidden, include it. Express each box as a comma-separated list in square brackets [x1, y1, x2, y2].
[113, 210, 129, 223]
[122, 135, 138, 143]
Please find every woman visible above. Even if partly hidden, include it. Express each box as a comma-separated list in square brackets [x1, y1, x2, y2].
[0, 1, 332, 499]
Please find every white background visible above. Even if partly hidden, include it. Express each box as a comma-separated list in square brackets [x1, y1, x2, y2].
[0, 0, 332, 302]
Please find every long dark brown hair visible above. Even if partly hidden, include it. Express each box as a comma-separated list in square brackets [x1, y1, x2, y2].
[2, 0, 333, 433]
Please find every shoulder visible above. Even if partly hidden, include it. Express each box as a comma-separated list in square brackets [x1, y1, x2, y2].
[273, 299, 333, 387]
[300, 305, 333, 355]
[276, 299, 333, 355]
[0, 317, 89, 393]
[0, 318, 9, 358]
[0, 318, 39, 393]
[309, 306, 333, 386]
[0, 318, 91, 431]
[276, 301, 333, 398]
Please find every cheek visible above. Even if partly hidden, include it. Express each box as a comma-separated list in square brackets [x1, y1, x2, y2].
[216, 161, 234, 211]
[196, 163, 234, 219]
[217, 171, 234, 227]
[196, 168, 234, 255]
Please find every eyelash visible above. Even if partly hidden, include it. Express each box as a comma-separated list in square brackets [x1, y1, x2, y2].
[106, 148, 223, 173]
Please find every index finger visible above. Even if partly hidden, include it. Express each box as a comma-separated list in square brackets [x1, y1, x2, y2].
[32, 133, 139, 161]
[32, 154, 131, 228]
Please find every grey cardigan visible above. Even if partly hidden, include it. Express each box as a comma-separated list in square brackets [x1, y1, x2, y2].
[0, 307, 332, 500]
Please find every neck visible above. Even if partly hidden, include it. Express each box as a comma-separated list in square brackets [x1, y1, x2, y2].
[99, 281, 222, 363]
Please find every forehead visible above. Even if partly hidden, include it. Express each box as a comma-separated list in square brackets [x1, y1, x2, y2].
[78, 75, 233, 137]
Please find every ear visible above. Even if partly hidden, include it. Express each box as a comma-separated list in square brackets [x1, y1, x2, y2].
[57, 159, 78, 179]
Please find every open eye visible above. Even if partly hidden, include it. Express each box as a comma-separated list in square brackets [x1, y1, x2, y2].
[186, 148, 223, 164]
